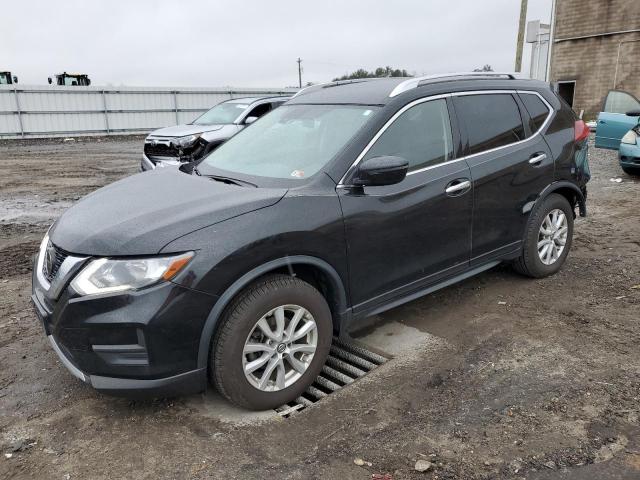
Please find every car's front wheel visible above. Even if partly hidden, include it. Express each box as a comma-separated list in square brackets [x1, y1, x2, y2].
[513, 193, 574, 278]
[621, 165, 640, 176]
[210, 274, 332, 410]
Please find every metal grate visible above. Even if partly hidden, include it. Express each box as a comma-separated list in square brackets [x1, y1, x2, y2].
[274, 338, 390, 418]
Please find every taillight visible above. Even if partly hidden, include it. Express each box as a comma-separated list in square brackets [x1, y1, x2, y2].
[575, 120, 590, 143]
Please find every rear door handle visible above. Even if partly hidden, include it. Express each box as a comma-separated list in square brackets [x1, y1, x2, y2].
[445, 179, 471, 195]
[529, 153, 547, 165]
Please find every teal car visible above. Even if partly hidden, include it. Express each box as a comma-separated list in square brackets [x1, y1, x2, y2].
[595, 90, 640, 150]
[620, 125, 640, 175]
[595, 90, 640, 176]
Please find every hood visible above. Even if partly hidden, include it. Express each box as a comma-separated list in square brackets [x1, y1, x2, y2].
[149, 123, 225, 138]
[50, 169, 286, 256]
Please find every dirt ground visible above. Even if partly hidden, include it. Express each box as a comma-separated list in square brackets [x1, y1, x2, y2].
[0, 136, 639, 480]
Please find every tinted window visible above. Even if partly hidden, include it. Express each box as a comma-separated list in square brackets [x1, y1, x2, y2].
[520, 93, 551, 133]
[245, 103, 271, 120]
[604, 90, 640, 114]
[364, 99, 453, 172]
[456, 94, 526, 155]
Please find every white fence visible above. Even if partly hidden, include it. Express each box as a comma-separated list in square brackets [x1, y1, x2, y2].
[0, 85, 296, 139]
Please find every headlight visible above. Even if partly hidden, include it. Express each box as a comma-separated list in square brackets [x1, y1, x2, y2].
[70, 252, 193, 296]
[621, 129, 638, 145]
[172, 134, 200, 148]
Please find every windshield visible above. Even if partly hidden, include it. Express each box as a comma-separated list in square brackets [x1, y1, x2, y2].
[198, 104, 378, 180]
[193, 100, 251, 125]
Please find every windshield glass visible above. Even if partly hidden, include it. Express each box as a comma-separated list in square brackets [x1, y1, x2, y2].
[193, 100, 251, 125]
[198, 104, 378, 180]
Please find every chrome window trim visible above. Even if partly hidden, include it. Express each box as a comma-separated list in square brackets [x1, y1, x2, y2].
[337, 89, 554, 187]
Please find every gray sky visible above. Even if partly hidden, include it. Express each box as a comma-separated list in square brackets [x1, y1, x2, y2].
[3, 0, 552, 87]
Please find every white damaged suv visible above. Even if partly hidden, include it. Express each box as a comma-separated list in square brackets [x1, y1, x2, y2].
[141, 96, 291, 171]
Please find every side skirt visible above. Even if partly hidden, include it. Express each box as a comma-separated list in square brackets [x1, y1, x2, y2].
[353, 260, 501, 321]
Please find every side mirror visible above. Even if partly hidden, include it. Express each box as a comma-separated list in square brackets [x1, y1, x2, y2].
[353, 156, 408, 187]
[12, 76, 18, 84]
[244, 116, 258, 125]
[47, 77, 52, 85]
[626, 109, 640, 117]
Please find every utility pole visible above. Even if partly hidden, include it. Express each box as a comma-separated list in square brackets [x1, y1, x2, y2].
[515, 0, 529, 72]
[546, 0, 557, 82]
[297, 58, 302, 88]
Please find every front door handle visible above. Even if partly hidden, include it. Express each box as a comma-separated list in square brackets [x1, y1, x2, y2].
[529, 153, 547, 165]
[445, 179, 471, 195]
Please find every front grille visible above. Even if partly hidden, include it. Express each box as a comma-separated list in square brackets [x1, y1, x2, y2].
[144, 139, 178, 158]
[43, 241, 70, 282]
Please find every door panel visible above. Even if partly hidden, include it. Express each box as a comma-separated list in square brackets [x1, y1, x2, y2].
[596, 91, 640, 150]
[339, 160, 472, 313]
[595, 112, 638, 150]
[453, 93, 554, 263]
[465, 138, 553, 263]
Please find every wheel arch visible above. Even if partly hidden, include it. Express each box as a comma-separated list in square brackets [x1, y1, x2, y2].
[524, 181, 587, 218]
[196, 255, 349, 369]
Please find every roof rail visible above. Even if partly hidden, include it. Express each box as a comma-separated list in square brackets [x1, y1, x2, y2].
[291, 78, 381, 99]
[388, 72, 526, 98]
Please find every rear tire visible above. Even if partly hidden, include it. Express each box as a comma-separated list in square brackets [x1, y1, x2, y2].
[513, 193, 574, 278]
[210, 274, 332, 410]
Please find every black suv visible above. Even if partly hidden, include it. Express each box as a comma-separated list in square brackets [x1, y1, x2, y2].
[31, 73, 590, 409]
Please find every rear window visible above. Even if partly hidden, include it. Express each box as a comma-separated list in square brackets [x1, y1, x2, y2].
[455, 94, 526, 155]
[519, 93, 551, 134]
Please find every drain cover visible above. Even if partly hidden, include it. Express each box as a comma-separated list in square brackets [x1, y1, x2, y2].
[274, 338, 390, 417]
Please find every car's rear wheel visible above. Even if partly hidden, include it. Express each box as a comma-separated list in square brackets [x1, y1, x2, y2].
[513, 193, 574, 278]
[210, 274, 332, 410]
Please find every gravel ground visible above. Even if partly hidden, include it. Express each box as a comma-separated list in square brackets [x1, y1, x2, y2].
[0, 136, 639, 479]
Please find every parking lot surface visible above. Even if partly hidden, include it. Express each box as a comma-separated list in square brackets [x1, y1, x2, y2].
[1, 136, 639, 479]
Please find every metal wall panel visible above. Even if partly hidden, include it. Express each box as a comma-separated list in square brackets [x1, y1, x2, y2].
[0, 114, 20, 134]
[0, 85, 295, 138]
[0, 91, 17, 111]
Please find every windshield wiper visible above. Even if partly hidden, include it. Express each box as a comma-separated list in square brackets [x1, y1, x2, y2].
[192, 165, 256, 187]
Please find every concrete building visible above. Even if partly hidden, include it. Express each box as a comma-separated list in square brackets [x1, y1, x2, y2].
[549, 0, 640, 120]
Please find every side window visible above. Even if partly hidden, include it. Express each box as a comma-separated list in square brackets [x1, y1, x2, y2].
[364, 99, 453, 172]
[519, 93, 551, 134]
[604, 91, 640, 114]
[245, 103, 272, 121]
[455, 94, 526, 155]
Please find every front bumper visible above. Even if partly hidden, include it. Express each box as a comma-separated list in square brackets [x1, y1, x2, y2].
[47, 333, 206, 397]
[140, 153, 182, 172]
[619, 142, 640, 169]
[31, 253, 217, 397]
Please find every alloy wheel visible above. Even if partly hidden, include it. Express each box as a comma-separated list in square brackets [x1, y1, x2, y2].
[242, 304, 318, 392]
[537, 208, 568, 265]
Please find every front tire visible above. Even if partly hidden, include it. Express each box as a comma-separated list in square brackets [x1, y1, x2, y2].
[621, 165, 640, 176]
[210, 274, 332, 410]
[513, 193, 574, 278]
